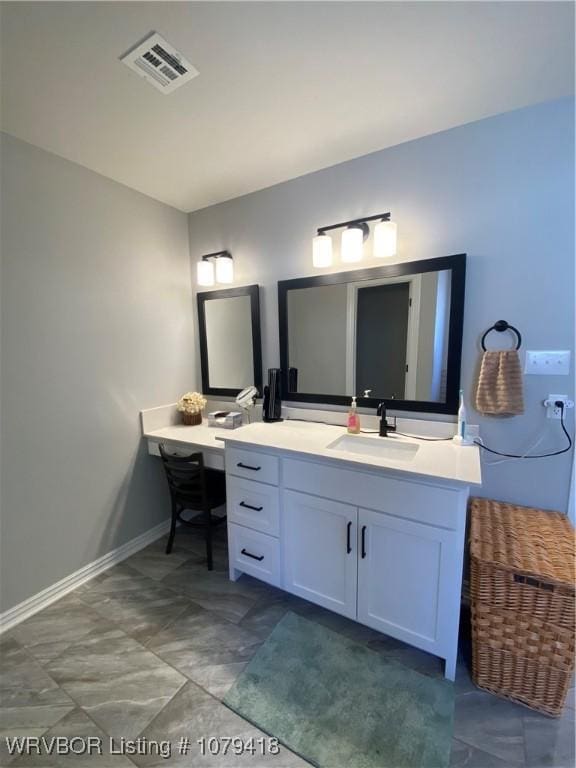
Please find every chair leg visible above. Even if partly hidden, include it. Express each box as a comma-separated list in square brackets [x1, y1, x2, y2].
[166, 499, 178, 555]
[205, 505, 213, 571]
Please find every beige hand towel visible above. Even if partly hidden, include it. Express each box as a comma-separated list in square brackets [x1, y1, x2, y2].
[475, 350, 524, 416]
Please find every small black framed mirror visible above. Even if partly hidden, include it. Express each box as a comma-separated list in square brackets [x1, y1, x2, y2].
[197, 285, 263, 397]
[278, 254, 466, 415]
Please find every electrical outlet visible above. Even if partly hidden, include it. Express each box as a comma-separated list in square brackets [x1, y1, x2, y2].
[543, 395, 575, 419]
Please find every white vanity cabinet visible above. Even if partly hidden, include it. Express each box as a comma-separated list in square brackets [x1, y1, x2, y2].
[226, 447, 282, 588]
[225, 441, 471, 681]
[283, 491, 358, 620]
[356, 508, 459, 659]
[143, 402, 478, 681]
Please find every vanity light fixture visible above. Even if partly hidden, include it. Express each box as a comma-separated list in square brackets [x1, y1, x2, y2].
[341, 224, 367, 263]
[312, 233, 333, 268]
[312, 212, 396, 268]
[215, 252, 234, 284]
[196, 251, 233, 287]
[197, 257, 215, 287]
[373, 215, 397, 259]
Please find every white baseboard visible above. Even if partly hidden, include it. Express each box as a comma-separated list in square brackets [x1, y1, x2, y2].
[0, 518, 171, 634]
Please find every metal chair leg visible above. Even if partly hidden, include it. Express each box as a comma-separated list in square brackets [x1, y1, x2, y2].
[205, 505, 213, 571]
[166, 498, 178, 554]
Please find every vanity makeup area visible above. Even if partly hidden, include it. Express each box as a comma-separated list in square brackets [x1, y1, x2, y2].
[142, 253, 481, 681]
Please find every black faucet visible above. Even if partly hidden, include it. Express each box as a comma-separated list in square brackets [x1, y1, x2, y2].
[376, 402, 397, 437]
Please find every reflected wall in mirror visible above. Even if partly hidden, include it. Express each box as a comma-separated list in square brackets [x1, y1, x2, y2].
[197, 285, 262, 397]
[279, 254, 465, 414]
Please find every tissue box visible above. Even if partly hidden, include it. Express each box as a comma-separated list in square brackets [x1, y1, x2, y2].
[207, 411, 243, 429]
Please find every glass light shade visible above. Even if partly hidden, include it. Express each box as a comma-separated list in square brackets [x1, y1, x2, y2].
[373, 219, 397, 258]
[312, 234, 333, 268]
[197, 259, 215, 287]
[215, 256, 234, 284]
[341, 226, 364, 263]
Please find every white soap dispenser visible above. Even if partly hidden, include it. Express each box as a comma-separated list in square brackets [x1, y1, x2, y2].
[453, 389, 472, 445]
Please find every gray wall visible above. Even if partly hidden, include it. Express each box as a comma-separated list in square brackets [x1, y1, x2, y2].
[287, 284, 347, 394]
[188, 98, 575, 512]
[0, 134, 195, 612]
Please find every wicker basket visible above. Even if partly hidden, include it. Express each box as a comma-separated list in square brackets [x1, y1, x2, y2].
[181, 411, 202, 426]
[469, 497, 575, 717]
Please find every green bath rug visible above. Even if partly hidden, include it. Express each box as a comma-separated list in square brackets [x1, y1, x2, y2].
[224, 612, 454, 768]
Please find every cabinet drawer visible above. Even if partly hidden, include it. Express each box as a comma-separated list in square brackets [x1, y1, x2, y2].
[229, 523, 280, 587]
[226, 447, 279, 486]
[283, 458, 465, 530]
[227, 477, 280, 537]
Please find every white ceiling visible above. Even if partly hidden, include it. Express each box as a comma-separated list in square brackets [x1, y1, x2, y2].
[1, 2, 573, 212]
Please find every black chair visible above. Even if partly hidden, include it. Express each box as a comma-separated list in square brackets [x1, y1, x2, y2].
[158, 444, 226, 569]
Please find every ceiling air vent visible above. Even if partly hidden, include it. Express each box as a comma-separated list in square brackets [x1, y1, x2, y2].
[120, 32, 199, 94]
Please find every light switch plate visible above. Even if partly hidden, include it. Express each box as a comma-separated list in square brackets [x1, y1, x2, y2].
[524, 350, 571, 375]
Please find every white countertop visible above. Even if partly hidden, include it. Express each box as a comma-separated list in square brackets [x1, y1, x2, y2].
[144, 423, 227, 452]
[221, 421, 482, 486]
[144, 419, 481, 486]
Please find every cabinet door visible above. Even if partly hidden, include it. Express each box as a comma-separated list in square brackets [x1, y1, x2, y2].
[357, 507, 458, 657]
[283, 490, 357, 619]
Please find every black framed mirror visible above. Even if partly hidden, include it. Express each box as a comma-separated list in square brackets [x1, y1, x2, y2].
[197, 284, 263, 398]
[278, 254, 466, 414]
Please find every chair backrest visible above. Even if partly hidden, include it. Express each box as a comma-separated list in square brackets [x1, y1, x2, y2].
[158, 444, 207, 508]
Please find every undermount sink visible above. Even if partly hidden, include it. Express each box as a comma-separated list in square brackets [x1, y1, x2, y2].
[326, 434, 419, 462]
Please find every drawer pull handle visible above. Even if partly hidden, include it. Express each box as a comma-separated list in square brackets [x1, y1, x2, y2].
[241, 548, 264, 562]
[237, 462, 261, 471]
[239, 501, 264, 512]
[346, 521, 352, 554]
[361, 525, 367, 559]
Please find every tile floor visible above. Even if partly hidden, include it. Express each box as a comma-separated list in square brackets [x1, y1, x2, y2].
[1, 526, 574, 767]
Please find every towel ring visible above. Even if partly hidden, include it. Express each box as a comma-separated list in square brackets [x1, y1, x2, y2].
[481, 320, 522, 351]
